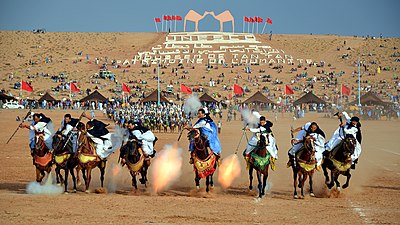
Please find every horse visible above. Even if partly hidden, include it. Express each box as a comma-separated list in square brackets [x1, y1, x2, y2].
[119, 139, 149, 190]
[169, 120, 176, 133]
[187, 129, 217, 192]
[322, 134, 356, 191]
[32, 132, 53, 182]
[248, 134, 270, 198]
[75, 125, 107, 192]
[52, 133, 78, 193]
[290, 135, 316, 199]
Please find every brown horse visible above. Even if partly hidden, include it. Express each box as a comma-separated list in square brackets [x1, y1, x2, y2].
[119, 139, 149, 189]
[322, 134, 356, 191]
[76, 126, 107, 192]
[32, 132, 53, 182]
[291, 135, 316, 199]
[248, 134, 270, 198]
[52, 134, 78, 193]
[188, 129, 217, 192]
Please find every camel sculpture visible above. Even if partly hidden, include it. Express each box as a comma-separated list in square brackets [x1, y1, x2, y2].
[184, 10, 235, 33]
[208, 11, 235, 33]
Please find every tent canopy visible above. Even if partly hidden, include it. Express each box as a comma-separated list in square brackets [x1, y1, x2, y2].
[0, 92, 15, 102]
[243, 91, 274, 104]
[38, 92, 56, 102]
[349, 92, 386, 106]
[80, 90, 107, 102]
[293, 92, 326, 105]
[199, 93, 218, 103]
[141, 90, 169, 103]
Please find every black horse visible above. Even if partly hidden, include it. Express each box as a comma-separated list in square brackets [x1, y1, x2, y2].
[120, 139, 149, 190]
[248, 134, 270, 198]
[53, 133, 78, 193]
[188, 129, 217, 193]
[322, 134, 356, 191]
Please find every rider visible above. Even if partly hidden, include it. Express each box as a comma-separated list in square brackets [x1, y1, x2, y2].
[325, 112, 362, 169]
[287, 122, 326, 170]
[189, 108, 222, 164]
[20, 113, 55, 154]
[244, 116, 278, 170]
[58, 113, 81, 153]
[126, 120, 156, 159]
[82, 112, 113, 160]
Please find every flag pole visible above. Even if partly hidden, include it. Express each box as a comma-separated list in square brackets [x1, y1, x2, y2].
[340, 84, 343, 108]
[358, 57, 361, 106]
[161, 15, 164, 32]
[247, 21, 250, 33]
[252, 21, 255, 34]
[154, 20, 159, 32]
[157, 60, 160, 106]
[20, 79, 22, 100]
[261, 22, 267, 34]
[174, 18, 177, 32]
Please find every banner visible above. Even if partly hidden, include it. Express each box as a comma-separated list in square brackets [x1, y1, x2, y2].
[154, 18, 161, 23]
[233, 84, 244, 95]
[122, 83, 131, 93]
[285, 85, 294, 95]
[341, 84, 351, 96]
[266, 18, 273, 24]
[70, 82, 80, 92]
[21, 80, 33, 92]
[180, 84, 192, 94]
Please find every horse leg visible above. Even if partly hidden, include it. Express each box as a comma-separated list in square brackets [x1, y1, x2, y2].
[130, 171, 138, 189]
[76, 167, 82, 186]
[248, 166, 254, 190]
[55, 166, 63, 184]
[99, 160, 107, 188]
[300, 173, 307, 199]
[342, 170, 351, 189]
[210, 172, 214, 188]
[334, 173, 341, 191]
[309, 174, 315, 197]
[206, 176, 210, 193]
[322, 161, 330, 185]
[256, 171, 263, 198]
[293, 168, 299, 199]
[63, 167, 69, 193]
[261, 170, 268, 197]
[85, 168, 92, 192]
[327, 170, 335, 189]
[195, 171, 200, 190]
[69, 166, 77, 193]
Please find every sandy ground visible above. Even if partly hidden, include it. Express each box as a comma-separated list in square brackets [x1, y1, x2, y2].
[0, 109, 399, 224]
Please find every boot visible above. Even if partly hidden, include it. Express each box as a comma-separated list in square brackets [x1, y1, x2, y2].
[189, 152, 194, 164]
[270, 157, 276, 171]
[286, 155, 294, 168]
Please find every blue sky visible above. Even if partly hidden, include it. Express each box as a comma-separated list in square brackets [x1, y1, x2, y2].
[1, 0, 399, 37]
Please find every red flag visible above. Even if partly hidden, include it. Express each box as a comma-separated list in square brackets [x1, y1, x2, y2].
[21, 80, 33, 92]
[266, 18, 273, 24]
[167, 15, 172, 21]
[172, 15, 176, 21]
[257, 17, 263, 23]
[244, 16, 249, 22]
[233, 84, 244, 95]
[163, 15, 167, 21]
[70, 82, 80, 92]
[180, 84, 192, 94]
[176, 15, 182, 21]
[122, 83, 131, 93]
[341, 84, 351, 96]
[154, 18, 161, 23]
[285, 85, 294, 95]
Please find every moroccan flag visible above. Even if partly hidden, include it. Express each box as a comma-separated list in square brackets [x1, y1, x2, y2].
[285, 85, 294, 95]
[163, 15, 167, 21]
[266, 18, 273, 24]
[244, 16, 249, 22]
[154, 18, 161, 23]
[172, 15, 176, 20]
[180, 84, 192, 94]
[233, 84, 244, 95]
[122, 83, 131, 93]
[257, 17, 263, 23]
[21, 80, 33, 92]
[70, 82, 80, 92]
[167, 15, 172, 21]
[341, 84, 351, 96]
[250, 17, 255, 23]
[176, 15, 182, 21]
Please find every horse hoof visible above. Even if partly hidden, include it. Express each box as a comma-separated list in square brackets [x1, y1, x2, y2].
[342, 184, 349, 189]
[294, 195, 299, 199]
[310, 193, 315, 197]
[73, 189, 77, 193]
[249, 186, 253, 190]
[299, 195, 304, 199]
[64, 191, 69, 194]
[196, 186, 200, 190]
[336, 187, 341, 192]
[85, 190, 90, 193]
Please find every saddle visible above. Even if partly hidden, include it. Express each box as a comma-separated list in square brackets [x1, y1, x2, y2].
[193, 152, 216, 178]
[34, 153, 53, 167]
[295, 147, 316, 172]
[55, 152, 71, 166]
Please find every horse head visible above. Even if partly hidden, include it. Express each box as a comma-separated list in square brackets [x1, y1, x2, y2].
[257, 134, 268, 149]
[187, 128, 200, 141]
[303, 135, 315, 154]
[343, 134, 356, 156]
[34, 132, 48, 156]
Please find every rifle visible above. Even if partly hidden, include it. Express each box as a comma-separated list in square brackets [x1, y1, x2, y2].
[55, 111, 85, 152]
[6, 109, 32, 144]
